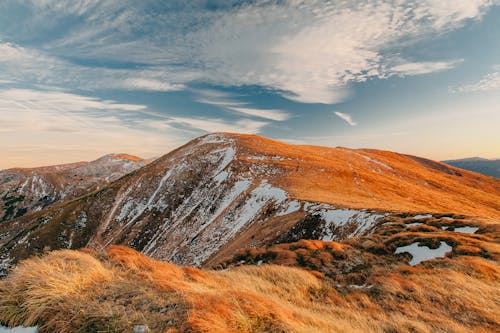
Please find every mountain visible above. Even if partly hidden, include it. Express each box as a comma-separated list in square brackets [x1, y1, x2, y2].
[0, 133, 498, 274]
[443, 157, 500, 178]
[0, 154, 147, 222]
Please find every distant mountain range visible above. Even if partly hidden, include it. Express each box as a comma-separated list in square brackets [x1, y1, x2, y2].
[1, 133, 498, 275]
[443, 157, 500, 178]
[0, 154, 147, 222]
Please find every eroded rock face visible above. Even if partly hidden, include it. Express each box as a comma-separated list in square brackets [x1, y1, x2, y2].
[1, 133, 498, 275]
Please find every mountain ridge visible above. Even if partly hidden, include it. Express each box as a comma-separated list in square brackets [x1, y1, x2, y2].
[443, 157, 500, 178]
[0, 153, 148, 222]
[0, 133, 498, 275]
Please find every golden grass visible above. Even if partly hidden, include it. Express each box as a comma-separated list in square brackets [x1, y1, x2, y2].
[1, 213, 498, 332]
[224, 133, 500, 218]
[1, 241, 499, 333]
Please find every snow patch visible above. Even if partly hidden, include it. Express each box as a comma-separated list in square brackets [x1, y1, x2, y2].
[232, 180, 288, 229]
[186, 180, 288, 266]
[75, 211, 87, 229]
[306, 204, 385, 241]
[276, 200, 301, 217]
[349, 284, 373, 289]
[413, 214, 432, 220]
[0, 326, 37, 333]
[0, 254, 13, 273]
[213, 147, 235, 175]
[200, 133, 229, 144]
[359, 154, 392, 170]
[395, 241, 452, 266]
[406, 222, 424, 227]
[453, 226, 479, 234]
[214, 171, 229, 183]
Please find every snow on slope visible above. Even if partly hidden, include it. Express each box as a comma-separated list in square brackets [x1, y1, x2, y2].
[84, 134, 390, 266]
[304, 203, 386, 241]
[2, 133, 498, 274]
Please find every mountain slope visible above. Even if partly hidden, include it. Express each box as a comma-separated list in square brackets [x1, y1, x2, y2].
[0, 133, 498, 274]
[443, 157, 500, 178]
[0, 154, 147, 222]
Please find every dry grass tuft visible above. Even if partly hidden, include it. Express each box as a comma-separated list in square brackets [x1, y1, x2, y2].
[0, 216, 498, 332]
[0, 239, 499, 332]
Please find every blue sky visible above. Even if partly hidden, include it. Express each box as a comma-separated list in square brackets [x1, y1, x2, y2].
[0, 0, 499, 168]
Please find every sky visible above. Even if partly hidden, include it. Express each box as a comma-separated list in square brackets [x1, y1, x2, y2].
[0, 0, 499, 169]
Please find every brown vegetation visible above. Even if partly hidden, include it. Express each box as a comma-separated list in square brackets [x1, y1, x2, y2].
[230, 133, 500, 218]
[1, 215, 498, 333]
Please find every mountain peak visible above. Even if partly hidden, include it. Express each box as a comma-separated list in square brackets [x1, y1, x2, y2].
[99, 153, 145, 163]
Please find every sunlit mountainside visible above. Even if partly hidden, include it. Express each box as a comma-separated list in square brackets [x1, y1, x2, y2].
[1, 133, 498, 275]
[0, 133, 499, 332]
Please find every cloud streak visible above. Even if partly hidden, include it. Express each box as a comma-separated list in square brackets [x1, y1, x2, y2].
[389, 60, 464, 76]
[195, 89, 291, 121]
[334, 112, 357, 126]
[168, 116, 268, 134]
[0, 89, 146, 113]
[452, 71, 500, 93]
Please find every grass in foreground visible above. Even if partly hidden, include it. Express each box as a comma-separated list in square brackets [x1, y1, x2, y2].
[1, 214, 498, 332]
[0, 232, 499, 333]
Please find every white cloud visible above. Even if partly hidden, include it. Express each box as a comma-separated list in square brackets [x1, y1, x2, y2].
[390, 60, 463, 76]
[229, 107, 290, 122]
[334, 112, 357, 126]
[194, 89, 291, 121]
[121, 78, 184, 92]
[453, 71, 500, 93]
[0, 42, 188, 92]
[0, 1, 497, 103]
[169, 116, 268, 134]
[181, 0, 491, 103]
[0, 89, 146, 113]
[421, 0, 495, 29]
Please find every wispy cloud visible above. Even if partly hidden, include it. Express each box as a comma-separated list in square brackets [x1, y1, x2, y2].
[0, 89, 146, 114]
[195, 89, 291, 121]
[229, 107, 290, 122]
[169, 116, 268, 134]
[121, 78, 185, 92]
[452, 71, 500, 93]
[1, 1, 495, 103]
[0, 88, 189, 168]
[389, 60, 464, 76]
[334, 112, 357, 126]
[0, 42, 187, 92]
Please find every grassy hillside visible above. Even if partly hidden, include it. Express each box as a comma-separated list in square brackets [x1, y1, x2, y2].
[1, 214, 498, 333]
